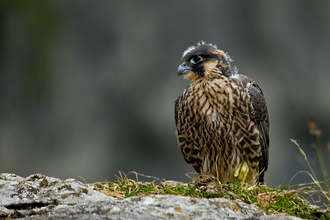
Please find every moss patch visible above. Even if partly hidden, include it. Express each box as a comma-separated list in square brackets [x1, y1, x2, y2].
[94, 172, 330, 219]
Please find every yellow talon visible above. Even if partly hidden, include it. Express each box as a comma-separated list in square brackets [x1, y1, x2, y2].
[234, 163, 242, 177]
[234, 161, 249, 183]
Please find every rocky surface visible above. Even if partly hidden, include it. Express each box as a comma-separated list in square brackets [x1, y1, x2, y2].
[0, 173, 301, 219]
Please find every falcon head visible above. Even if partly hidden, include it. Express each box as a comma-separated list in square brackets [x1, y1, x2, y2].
[177, 42, 234, 81]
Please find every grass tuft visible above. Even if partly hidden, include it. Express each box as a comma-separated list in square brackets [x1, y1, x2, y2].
[289, 119, 330, 207]
[94, 171, 330, 219]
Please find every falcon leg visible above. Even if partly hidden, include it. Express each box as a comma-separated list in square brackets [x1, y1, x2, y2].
[234, 161, 249, 183]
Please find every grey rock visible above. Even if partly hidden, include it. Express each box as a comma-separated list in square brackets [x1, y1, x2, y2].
[0, 173, 302, 219]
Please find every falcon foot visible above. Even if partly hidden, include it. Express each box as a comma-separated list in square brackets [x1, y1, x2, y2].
[234, 161, 249, 183]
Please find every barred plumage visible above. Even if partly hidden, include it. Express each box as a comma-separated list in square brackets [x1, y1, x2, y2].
[175, 42, 269, 184]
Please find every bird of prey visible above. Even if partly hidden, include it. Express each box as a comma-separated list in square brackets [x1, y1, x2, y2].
[174, 42, 269, 184]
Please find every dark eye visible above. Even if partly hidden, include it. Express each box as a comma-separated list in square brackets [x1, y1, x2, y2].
[190, 55, 203, 64]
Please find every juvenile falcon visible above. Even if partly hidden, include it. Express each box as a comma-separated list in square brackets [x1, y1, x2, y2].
[174, 42, 269, 184]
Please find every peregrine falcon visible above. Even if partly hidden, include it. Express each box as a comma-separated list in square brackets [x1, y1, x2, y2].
[174, 42, 269, 184]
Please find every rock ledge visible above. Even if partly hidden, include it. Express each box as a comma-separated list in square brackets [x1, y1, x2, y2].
[0, 173, 301, 219]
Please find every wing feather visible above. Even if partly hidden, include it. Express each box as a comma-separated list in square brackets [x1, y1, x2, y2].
[235, 74, 270, 183]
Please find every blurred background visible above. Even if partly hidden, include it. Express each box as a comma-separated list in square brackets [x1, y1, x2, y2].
[0, 1, 329, 188]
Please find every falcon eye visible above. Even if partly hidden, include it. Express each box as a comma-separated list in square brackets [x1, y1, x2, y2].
[190, 55, 203, 64]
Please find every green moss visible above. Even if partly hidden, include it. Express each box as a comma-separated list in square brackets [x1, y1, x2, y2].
[94, 173, 330, 219]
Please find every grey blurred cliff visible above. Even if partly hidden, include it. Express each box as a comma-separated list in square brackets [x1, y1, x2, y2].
[0, 1, 329, 187]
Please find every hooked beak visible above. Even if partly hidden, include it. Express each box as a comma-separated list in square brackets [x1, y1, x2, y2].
[177, 62, 192, 76]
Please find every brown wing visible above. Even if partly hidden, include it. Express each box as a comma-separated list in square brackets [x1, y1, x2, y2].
[235, 74, 270, 183]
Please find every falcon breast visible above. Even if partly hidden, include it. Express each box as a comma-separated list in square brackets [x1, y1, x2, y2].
[174, 42, 269, 184]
